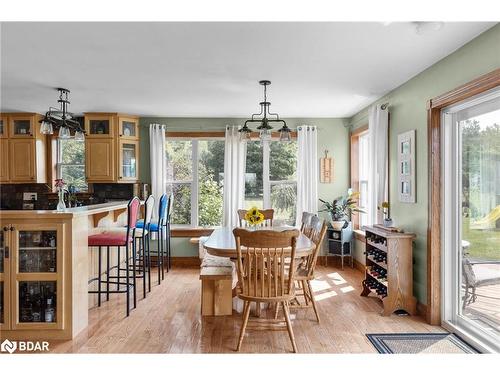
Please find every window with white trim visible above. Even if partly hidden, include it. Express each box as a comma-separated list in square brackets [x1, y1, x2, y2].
[166, 139, 225, 227]
[244, 140, 297, 225]
[56, 137, 87, 191]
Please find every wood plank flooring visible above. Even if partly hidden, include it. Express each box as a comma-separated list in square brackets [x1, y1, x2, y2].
[49, 265, 444, 353]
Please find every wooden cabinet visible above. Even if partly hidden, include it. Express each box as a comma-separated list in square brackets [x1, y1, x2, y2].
[0, 113, 46, 183]
[118, 140, 139, 182]
[360, 226, 417, 316]
[85, 138, 115, 182]
[0, 139, 9, 182]
[84, 113, 115, 138]
[0, 115, 8, 138]
[84, 113, 140, 183]
[9, 139, 36, 182]
[0, 223, 64, 333]
[0, 227, 11, 330]
[9, 115, 37, 138]
[118, 117, 139, 140]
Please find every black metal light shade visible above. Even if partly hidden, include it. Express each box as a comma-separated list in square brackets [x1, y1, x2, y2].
[240, 80, 289, 142]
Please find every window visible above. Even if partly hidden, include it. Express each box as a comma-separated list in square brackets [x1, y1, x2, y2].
[244, 140, 297, 225]
[166, 139, 225, 227]
[350, 127, 371, 229]
[358, 132, 371, 227]
[57, 138, 87, 191]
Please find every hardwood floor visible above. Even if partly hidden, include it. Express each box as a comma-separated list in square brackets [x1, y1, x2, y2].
[49, 265, 444, 353]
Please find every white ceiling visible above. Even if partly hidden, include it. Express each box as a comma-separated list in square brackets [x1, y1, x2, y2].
[0, 22, 495, 118]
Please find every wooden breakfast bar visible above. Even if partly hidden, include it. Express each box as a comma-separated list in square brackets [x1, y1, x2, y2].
[0, 201, 131, 340]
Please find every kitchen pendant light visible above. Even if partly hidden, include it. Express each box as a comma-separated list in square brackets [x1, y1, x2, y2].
[40, 88, 85, 139]
[240, 80, 289, 142]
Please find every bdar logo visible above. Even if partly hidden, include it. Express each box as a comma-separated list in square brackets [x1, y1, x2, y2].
[1, 339, 17, 354]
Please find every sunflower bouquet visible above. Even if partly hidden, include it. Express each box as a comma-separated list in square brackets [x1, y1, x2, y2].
[244, 207, 265, 226]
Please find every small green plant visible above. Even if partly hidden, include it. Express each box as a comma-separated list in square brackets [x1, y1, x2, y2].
[319, 191, 365, 222]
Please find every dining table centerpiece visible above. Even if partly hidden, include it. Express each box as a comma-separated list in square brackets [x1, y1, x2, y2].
[319, 190, 364, 230]
[243, 207, 265, 226]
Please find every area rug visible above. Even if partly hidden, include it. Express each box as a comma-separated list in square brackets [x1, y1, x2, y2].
[366, 333, 479, 354]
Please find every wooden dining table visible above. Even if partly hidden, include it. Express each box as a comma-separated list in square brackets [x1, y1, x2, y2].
[204, 226, 314, 258]
[203, 226, 314, 316]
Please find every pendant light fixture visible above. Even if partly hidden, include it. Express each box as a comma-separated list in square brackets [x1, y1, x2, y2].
[40, 88, 85, 140]
[240, 80, 290, 142]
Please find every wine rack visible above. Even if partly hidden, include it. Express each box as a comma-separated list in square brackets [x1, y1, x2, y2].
[361, 226, 417, 316]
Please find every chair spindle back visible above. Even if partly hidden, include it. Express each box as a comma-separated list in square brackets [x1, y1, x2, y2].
[233, 228, 299, 300]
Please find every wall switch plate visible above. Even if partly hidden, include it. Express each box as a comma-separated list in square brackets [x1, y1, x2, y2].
[23, 192, 37, 201]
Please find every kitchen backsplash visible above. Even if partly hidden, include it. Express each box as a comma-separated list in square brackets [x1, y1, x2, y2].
[0, 183, 138, 210]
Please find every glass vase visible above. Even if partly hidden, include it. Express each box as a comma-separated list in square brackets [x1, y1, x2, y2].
[56, 189, 66, 211]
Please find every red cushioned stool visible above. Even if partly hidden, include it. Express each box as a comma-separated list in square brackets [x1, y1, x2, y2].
[88, 197, 140, 317]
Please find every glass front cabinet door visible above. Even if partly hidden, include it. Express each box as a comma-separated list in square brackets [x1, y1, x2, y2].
[0, 226, 11, 329]
[85, 114, 114, 137]
[118, 117, 139, 140]
[118, 140, 139, 182]
[0, 115, 8, 138]
[9, 115, 35, 138]
[10, 223, 63, 330]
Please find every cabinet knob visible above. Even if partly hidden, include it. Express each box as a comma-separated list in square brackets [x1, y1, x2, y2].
[3, 226, 8, 231]
[9, 226, 14, 231]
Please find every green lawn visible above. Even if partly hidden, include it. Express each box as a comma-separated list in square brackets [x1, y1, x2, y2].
[462, 217, 500, 260]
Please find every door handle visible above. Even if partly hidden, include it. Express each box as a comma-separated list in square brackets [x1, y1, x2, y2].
[5, 246, 9, 259]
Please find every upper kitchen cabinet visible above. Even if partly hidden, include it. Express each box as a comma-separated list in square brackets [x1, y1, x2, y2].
[118, 116, 139, 140]
[84, 113, 115, 138]
[0, 113, 47, 184]
[85, 138, 115, 182]
[0, 115, 8, 138]
[84, 113, 140, 183]
[9, 114, 40, 138]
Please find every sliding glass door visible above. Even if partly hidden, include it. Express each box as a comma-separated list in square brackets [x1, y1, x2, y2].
[442, 87, 500, 352]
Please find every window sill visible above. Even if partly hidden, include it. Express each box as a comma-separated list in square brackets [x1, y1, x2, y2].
[171, 227, 217, 238]
[353, 229, 366, 241]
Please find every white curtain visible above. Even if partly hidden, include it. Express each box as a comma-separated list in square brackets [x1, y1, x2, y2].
[149, 123, 167, 219]
[295, 125, 318, 226]
[222, 126, 247, 228]
[368, 105, 389, 224]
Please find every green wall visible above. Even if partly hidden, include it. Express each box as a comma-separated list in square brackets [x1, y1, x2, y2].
[350, 24, 500, 304]
[139, 117, 350, 257]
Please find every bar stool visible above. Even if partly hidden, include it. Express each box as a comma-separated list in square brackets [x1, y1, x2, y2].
[105, 195, 155, 298]
[88, 197, 140, 317]
[136, 194, 168, 284]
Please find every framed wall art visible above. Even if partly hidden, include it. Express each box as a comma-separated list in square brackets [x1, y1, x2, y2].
[398, 129, 416, 203]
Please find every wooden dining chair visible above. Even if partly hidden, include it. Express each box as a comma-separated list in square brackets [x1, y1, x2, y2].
[237, 208, 274, 227]
[233, 228, 300, 353]
[300, 212, 316, 236]
[292, 216, 328, 322]
[276, 216, 327, 322]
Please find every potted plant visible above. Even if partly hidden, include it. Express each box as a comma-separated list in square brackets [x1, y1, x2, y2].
[380, 201, 393, 227]
[319, 190, 364, 230]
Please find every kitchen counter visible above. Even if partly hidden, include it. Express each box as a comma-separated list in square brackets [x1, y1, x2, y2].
[0, 200, 133, 340]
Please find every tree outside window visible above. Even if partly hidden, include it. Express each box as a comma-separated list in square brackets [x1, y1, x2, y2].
[57, 138, 87, 191]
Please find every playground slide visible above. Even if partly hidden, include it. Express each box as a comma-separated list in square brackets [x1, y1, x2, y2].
[470, 205, 500, 230]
